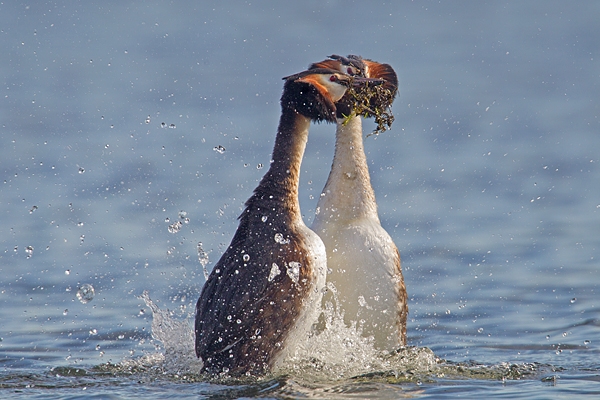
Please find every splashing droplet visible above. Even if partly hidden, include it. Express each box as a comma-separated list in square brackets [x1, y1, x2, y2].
[286, 262, 300, 284]
[76, 284, 95, 304]
[213, 145, 226, 154]
[274, 233, 290, 244]
[242, 254, 250, 262]
[197, 242, 210, 280]
[168, 221, 182, 234]
[268, 263, 281, 282]
[358, 295, 368, 307]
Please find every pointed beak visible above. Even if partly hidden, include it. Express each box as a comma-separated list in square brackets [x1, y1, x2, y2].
[352, 76, 385, 87]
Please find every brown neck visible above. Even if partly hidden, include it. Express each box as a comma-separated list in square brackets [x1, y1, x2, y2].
[245, 109, 310, 224]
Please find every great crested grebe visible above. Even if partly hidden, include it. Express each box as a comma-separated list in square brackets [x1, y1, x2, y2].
[309, 55, 408, 351]
[195, 67, 382, 376]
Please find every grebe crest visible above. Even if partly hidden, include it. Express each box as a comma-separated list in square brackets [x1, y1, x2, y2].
[194, 68, 376, 377]
[309, 55, 408, 351]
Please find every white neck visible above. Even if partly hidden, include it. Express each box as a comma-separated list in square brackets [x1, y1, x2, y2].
[314, 116, 380, 223]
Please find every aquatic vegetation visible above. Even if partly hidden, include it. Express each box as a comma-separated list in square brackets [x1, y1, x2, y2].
[345, 80, 396, 136]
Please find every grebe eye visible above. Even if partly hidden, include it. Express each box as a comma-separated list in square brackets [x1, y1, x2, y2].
[329, 75, 337, 82]
[347, 67, 353, 74]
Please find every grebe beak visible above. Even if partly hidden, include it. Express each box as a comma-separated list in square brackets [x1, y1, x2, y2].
[352, 76, 385, 87]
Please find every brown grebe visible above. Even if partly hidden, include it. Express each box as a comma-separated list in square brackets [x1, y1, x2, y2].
[194, 68, 380, 376]
[309, 55, 408, 350]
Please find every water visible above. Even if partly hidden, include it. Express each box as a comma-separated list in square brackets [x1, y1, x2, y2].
[1, 1, 599, 398]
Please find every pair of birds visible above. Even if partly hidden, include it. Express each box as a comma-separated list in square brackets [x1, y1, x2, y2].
[194, 55, 408, 376]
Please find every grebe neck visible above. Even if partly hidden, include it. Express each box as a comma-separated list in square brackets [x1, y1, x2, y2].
[247, 110, 310, 224]
[317, 115, 379, 221]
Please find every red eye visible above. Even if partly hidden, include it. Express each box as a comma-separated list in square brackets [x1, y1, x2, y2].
[347, 67, 353, 74]
[329, 75, 337, 82]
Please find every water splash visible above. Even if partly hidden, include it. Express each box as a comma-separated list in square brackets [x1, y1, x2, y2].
[197, 242, 210, 281]
[139, 291, 203, 375]
[119, 291, 545, 386]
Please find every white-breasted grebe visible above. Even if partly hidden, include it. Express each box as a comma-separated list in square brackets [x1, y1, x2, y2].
[194, 68, 382, 376]
[309, 55, 408, 350]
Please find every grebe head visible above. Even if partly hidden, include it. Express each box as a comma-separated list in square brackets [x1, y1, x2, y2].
[311, 55, 398, 97]
[281, 68, 379, 123]
[310, 55, 398, 119]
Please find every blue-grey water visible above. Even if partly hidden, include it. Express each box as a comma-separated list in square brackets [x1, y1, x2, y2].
[2, 1, 600, 398]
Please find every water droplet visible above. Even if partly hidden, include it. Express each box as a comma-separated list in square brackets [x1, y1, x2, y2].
[25, 246, 34, 257]
[242, 254, 250, 262]
[197, 242, 210, 280]
[89, 328, 98, 335]
[261, 215, 268, 222]
[65, 270, 70, 275]
[268, 263, 281, 281]
[286, 262, 300, 284]
[168, 221, 182, 233]
[358, 295, 368, 307]
[63, 309, 68, 316]
[477, 328, 484, 333]
[570, 298, 577, 303]
[145, 115, 151, 124]
[236, 319, 242, 324]
[29, 205, 38, 214]
[76, 284, 95, 304]
[584, 340, 591, 345]
[213, 145, 226, 154]
[274, 233, 290, 244]
[546, 335, 550, 340]
[78, 167, 85, 174]
[169, 123, 176, 129]
[256, 163, 263, 169]
[161, 122, 166, 128]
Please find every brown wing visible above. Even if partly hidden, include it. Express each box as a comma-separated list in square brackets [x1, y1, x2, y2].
[195, 206, 317, 376]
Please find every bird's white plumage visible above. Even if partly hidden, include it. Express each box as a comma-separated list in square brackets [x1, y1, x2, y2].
[312, 116, 406, 350]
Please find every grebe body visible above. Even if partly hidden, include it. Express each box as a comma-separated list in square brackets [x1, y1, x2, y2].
[310, 56, 408, 350]
[195, 69, 367, 376]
